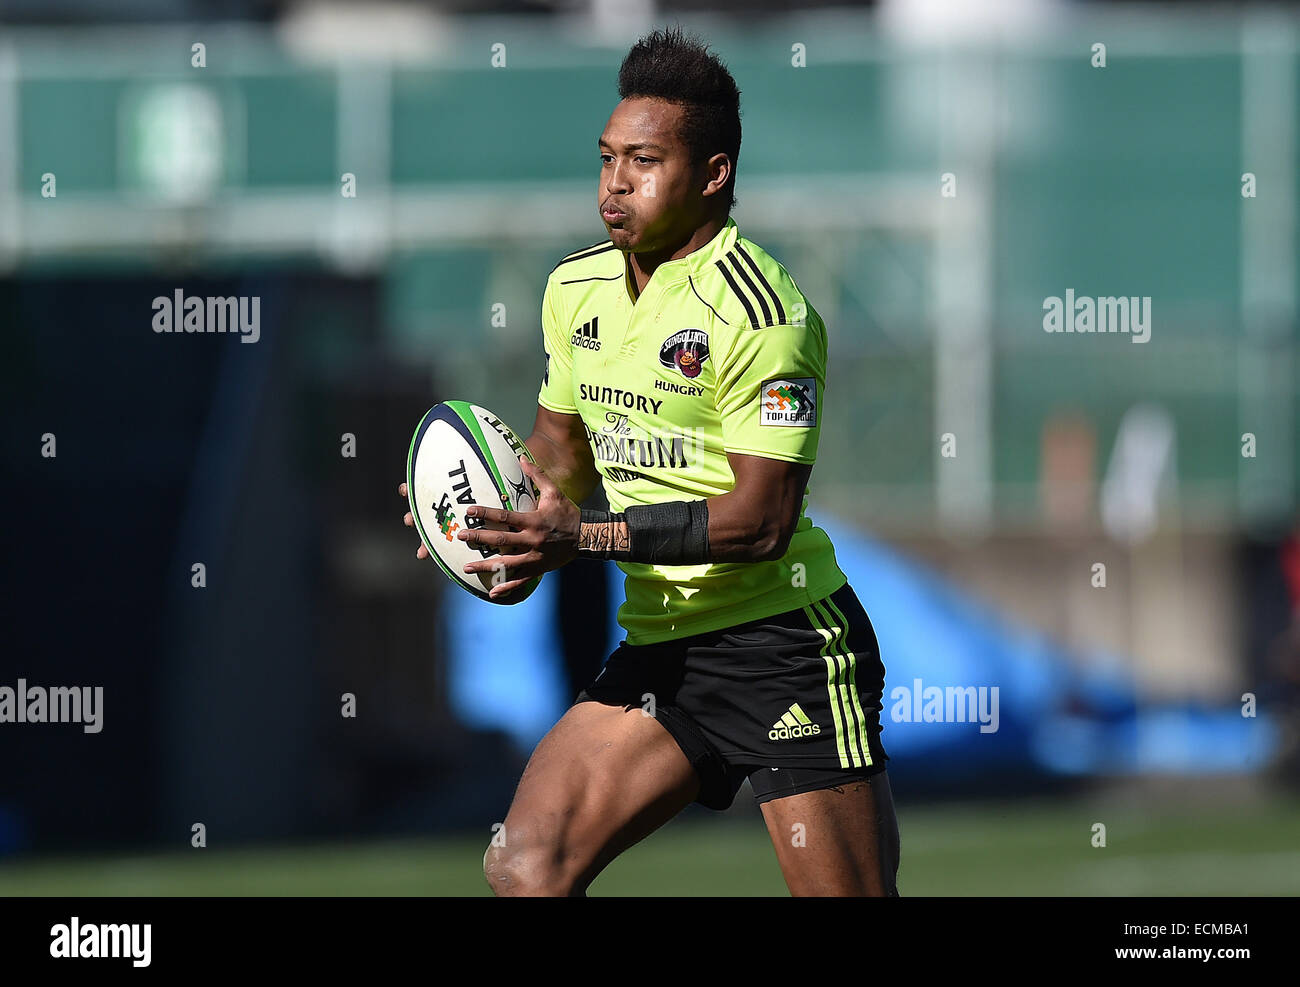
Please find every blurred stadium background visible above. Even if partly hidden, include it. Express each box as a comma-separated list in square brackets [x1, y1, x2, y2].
[1, 0, 1298, 896]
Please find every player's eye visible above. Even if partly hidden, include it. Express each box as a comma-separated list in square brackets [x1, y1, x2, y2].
[634, 156, 655, 165]
[600, 154, 614, 165]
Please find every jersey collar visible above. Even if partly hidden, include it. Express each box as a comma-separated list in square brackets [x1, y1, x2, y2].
[624, 217, 738, 302]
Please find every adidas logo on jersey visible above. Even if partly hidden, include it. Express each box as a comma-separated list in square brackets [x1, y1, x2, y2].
[768, 703, 822, 741]
[571, 316, 601, 351]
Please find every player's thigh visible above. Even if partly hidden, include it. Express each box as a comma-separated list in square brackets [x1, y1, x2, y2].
[758, 769, 900, 897]
[489, 699, 700, 892]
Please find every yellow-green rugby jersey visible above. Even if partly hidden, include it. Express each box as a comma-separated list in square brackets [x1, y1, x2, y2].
[537, 218, 847, 645]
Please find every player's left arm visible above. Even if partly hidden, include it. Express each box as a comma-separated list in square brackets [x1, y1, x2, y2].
[701, 305, 826, 563]
[703, 452, 812, 563]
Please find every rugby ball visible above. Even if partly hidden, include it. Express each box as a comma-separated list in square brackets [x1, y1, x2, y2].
[406, 401, 541, 603]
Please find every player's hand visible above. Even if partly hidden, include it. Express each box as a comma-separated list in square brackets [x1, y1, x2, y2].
[398, 481, 432, 560]
[458, 457, 580, 599]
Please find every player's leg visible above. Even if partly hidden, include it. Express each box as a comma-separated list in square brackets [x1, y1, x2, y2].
[749, 581, 900, 895]
[483, 699, 700, 896]
[757, 768, 900, 896]
[669, 579, 898, 896]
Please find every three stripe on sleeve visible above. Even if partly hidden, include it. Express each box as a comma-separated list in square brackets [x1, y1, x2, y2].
[715, 244, 787, 328]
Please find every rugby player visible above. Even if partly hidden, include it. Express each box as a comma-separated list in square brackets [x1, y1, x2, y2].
[400, 26, 899, 896]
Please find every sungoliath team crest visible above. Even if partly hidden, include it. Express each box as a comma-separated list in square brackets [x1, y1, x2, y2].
[659, 329, 710, 379]
[761, 377, 817, 426]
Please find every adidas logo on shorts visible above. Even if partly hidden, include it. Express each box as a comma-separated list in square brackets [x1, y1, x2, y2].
[768, 703, 822, 741]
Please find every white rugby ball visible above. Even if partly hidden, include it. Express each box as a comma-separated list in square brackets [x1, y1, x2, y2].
[405, 401, 541, 603]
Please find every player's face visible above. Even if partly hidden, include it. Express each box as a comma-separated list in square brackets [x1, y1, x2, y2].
[598, 98, 713, 253]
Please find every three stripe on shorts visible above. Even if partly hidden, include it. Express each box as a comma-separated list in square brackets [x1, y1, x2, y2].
[802, 597, 874, 769]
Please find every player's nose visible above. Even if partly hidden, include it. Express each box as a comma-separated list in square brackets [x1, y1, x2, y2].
[606, 163, 632, 195]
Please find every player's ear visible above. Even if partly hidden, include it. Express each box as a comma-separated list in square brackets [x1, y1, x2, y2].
[701, 152, 731, 200]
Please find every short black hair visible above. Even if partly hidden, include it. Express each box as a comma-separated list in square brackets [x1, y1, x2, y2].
[617, 26, 742, 212]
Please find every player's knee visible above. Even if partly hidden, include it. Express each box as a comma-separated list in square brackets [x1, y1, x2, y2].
[483, 837, 574, 897]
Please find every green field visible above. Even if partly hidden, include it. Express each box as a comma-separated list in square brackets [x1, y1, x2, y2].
[3, 793, 1298, 896]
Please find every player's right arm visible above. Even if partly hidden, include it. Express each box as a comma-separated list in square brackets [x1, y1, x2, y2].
[523, 406, 598, 506]
[400, 273, 597, 565]
[451, 276, 597, 600]
[525, 274, 599, 505]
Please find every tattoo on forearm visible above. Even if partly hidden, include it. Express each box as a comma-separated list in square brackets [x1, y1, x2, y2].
[579, 519, 629, 557]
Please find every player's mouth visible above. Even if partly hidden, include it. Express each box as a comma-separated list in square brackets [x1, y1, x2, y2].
[601, 205, 628, 224]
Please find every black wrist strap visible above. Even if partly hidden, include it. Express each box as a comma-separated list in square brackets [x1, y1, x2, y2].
[579, 500, 710, 564]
